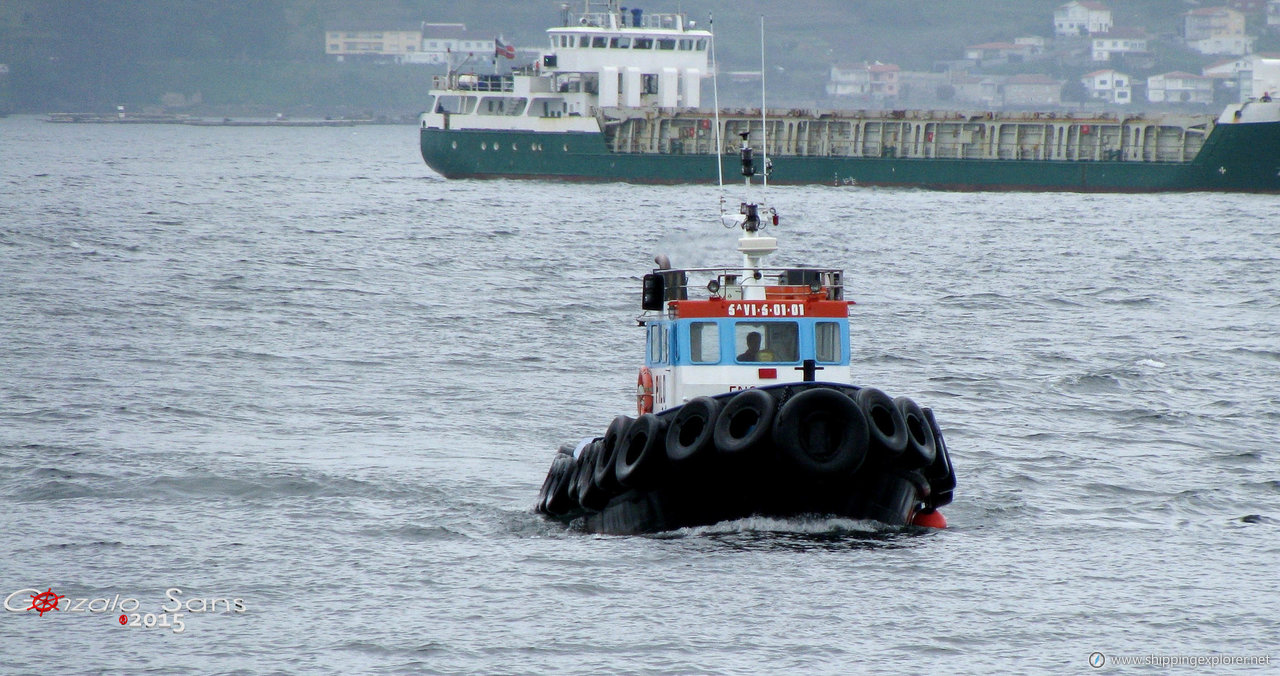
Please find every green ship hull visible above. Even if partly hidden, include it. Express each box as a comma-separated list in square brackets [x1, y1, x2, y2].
[421, 121, 1280, 192]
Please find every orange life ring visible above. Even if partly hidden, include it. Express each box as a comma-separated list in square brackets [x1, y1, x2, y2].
[636, 367, 654, 415]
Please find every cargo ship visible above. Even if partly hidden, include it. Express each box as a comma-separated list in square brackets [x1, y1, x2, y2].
[418, 2, 1280, 192]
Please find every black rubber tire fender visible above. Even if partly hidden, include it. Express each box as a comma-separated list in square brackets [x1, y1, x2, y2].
[665, 396, 721, 464]
[922, 407, 956, 508]
[576, 440, 610, 511]
[856, 387, 908, 460]
[570, 442, 595, 503]
[772, 387, 870, 475]
[894, 396, 938, 470]
[537, 452, 563, 512]
[615, 413, 668, 489]
[593, 415, 633, 494]
[713, 388, 777, 455]
[542, 454, 578, 516]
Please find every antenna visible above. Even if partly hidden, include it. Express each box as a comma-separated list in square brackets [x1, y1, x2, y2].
[710, 14, 725, 215]
[760, 15, 768, 189]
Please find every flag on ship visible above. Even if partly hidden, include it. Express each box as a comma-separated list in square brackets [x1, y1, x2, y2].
[495, 37, 515, 59]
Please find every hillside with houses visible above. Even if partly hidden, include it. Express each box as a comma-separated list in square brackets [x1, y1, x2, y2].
[316, 0, 1280, 112]
[5, 0, 1280, 115]
[824, 1, 1280, 110]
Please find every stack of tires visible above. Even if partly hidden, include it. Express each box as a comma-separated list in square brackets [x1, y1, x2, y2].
[536, 383, 956, 533]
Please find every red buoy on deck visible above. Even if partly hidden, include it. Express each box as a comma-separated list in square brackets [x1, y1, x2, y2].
[912, 510, 947, 529]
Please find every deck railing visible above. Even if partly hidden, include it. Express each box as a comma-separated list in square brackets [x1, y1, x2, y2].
[432, 73, 515, 92]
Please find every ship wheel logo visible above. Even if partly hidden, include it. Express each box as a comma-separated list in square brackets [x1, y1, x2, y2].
[27, 588, 64, 616]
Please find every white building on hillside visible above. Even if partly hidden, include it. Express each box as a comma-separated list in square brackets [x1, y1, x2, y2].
[964, 42, 1036, 63]
[1002, 74, 1063, 106]
[1091, 28, 1149, 61]
[1202, 53, 1280, 99]
[1148, 71, 1214, 104]
[1015, 36, 1048, 52]
[1055, 1, 1113, 36]
[326, 24, 424, 61]
[414, 23, 498, 64]
[1082, 69, 1131, 103]
[1255, 58, 1280, 97]
[1184, 7, 1253, 55]
[827, 62, 900, 99]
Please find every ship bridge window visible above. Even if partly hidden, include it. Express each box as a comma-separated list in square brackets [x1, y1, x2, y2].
[634, 37, 653, 49]
[556, 74, 584, 93]
[434, 95, 477, 114]
[592, 36, 607, 48]
[610, 36, 632, 48]
[678, 39, 692, 50]
[734, 322, 799, 363]
[658, 38, 676, 50]
[478, 96, 527, 116]
[815, 322, 842, 363]
[689, 322, 720, 364]
[578, 35, 589, 47]
[529, 97, 566, 117]
[696, 39, 707, 50]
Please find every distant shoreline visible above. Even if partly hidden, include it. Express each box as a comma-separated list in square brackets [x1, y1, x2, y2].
[45, 112, 418, 126]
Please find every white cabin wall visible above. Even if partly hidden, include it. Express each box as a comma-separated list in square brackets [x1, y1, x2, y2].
[599, 66, 619, 107]
[623, 67, 642, 107]
[682, 68, 701, 107]
[660, 68, 679, 107]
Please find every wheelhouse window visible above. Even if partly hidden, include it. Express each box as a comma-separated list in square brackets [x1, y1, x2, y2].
[815, 321, 841, 363]
[648, 324, 670, 364]
[734, 322, 798, 363]
[610, 36, 631, 48]
[657, 38, 676, 50]
[592, 36, 607, 48]
[634, 37, 653, 49]
[690, 322, 720, 363]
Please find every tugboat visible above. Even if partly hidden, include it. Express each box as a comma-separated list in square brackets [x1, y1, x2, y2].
[535, 135, 957, 535]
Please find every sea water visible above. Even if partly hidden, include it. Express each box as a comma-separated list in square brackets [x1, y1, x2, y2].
[1, 116, 1278, 673]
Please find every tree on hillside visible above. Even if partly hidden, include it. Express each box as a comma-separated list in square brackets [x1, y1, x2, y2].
[1061, 79, 1089, 103]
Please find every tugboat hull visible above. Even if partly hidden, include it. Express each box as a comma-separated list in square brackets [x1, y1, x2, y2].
[537, 383, 956, 535]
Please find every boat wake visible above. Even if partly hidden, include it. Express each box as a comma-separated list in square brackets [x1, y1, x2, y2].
[662, 515, 885, 537]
